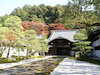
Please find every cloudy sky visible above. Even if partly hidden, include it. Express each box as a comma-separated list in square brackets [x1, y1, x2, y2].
[0, 0, 71, 16]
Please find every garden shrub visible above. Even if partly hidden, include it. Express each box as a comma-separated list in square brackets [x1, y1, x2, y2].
[11, 55, 25, 62]
[0, 53, 2, 57]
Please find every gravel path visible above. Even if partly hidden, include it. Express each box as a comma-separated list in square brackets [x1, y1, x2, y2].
[50, 57, 100, 75]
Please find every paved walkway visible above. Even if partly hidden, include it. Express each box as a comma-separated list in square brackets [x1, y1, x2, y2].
[0, 56, 53, 69]
[50, 57, 100, 75]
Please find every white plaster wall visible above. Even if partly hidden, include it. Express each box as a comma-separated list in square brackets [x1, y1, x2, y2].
[36, 34, 42, 39]
[93, 50, 100, 58]
[92, 39, 100, 47]
[34, 52, 39, 57]
[1, 47, 39, 57]
[92, 35, 100, 58]
[70, 51, 75, 56]
[2, 47, 27, 57]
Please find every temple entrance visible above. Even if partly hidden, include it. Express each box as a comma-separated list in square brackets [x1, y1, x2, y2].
[56, 47, 67, 55]
[48, 39, 72, 55]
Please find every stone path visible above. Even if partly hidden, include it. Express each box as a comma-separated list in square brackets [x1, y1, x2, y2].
[50, 57, 100, 75]
[0, 56, 53, 69]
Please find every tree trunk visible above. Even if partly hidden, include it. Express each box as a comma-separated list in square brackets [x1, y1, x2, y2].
[7, 46, 11, 58]
[18, 48, 20, 61]
[26, 49, 28, 59]
[82, 48, 86, 55]
[43, 52, 45, 56]
[0, 45, 3, 55]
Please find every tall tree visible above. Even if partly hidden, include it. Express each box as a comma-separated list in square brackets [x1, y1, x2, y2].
[11, 7, 29, 21]
[39, 33, 49, 55]
[72, 29, 92, 56]
[0, 27, 9, 55]
[60, 3, 80, 29]
[24, 29, 41, 58]
[6, 31, 19, 58]
[92, 0, 100, 12]
[22, 21, 47, 34]
[3, 16, 24, 58]
[10, 4, 64, 23]
[92, 0, 100, 17]
[60, 1, 100, 30]
[0, 15, 10, 27]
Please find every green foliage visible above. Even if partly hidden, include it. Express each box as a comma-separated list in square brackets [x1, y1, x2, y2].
[70, 56, 100, 65]
[4, 16, 23, 30]
[11, 55, 25, 62]
[0, 58, 16, 63]
[0, 15, 10, 27]
[73, 29, 92, 55]
[0, 27, 9, 42]
[31, 15, 44, 22]
[38, 33, 49, 55]
[77, 56, 100, 65]
[0, 2, 99, 60]
[92, 0, 100, 13]
[0, 53, 2, 57]
[24, 29, 41, 58]
[1, 16, 24, 58]
[0, 15, 49, 59]
[60, 1, 100, 30]
[11, 5, 64, 23]
[60, 4, 80, 29]
[0, 27, 10, 57]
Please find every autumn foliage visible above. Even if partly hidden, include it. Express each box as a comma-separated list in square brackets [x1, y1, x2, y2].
[22, 21, 35, 31]
[6, 32, 18, 42]
[22, 21, 47, 34]
[49, 23, 65, 30]
[49, 23, 71, 31]
[22, 21, 71, 36]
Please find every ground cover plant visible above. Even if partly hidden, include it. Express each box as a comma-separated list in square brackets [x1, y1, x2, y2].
[0, 57, 65, 75]
[77, 57, 100, 65]
[0, 55, 45, 64]
[70, 57, 100, 65]
[0, 58, 17, 64]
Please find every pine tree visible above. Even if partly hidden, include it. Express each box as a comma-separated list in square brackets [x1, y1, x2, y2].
[72, 29, 92, 56]
[3, 16, 24, 58]
[24, 29, 41, 58]
[39, 33, 49, 55]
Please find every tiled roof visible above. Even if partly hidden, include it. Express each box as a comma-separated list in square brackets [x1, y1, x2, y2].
[48, 30, 77, 42]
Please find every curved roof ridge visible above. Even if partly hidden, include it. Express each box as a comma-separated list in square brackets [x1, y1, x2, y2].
[48, 30, 77, 42]
[51, 30, 77, 32]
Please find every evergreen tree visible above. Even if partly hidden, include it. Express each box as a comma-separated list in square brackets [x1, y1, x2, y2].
[72, 29, 92, 56]
[3, 16, 24, 58]
[0, 27, 9, 55]
[39, 33, 49, 55]
[24, 29, 41, 58]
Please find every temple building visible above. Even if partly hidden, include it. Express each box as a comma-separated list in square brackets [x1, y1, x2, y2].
[89, 26, 100, 58]
[47, 30, 77, 56]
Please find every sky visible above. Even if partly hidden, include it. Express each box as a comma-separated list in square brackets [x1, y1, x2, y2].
[0, 0, 70, 16]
